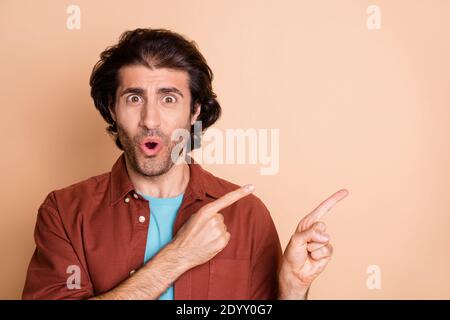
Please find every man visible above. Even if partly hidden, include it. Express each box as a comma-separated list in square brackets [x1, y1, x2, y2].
[22, 28, 348, 300]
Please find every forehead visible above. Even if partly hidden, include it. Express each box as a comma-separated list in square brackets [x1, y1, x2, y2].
[117, 65, 190, 94]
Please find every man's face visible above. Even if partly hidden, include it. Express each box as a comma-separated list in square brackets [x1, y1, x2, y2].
[110, 65, 200, 177]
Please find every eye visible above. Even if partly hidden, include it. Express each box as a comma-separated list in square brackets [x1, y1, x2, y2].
[162, 95, 177, 104]
[126, 94, 143, 104]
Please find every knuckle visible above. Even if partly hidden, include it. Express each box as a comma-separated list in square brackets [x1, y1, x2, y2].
[216, 213, 224, 223]
[310, 242, 321, 250]
[217, 235, 229, 249]
[224, 193, 234, 201]
[308, 228, 319, 238]
[210, 230, 222, 241]
[210, 214, 224, 227]
[312, 229, 326, 241]
[197, 207, 209, 217]
[208, 217, 220, 228]
[314, 244, 331, 258]
[327, 243, 334, 255]
[313, 221, 326, 231]
[221, 223, 228, 234]
[310, 250, 319, 260]
[209, 217, 218, 227]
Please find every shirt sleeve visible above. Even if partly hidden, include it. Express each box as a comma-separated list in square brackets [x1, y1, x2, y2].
[249, 198, 283, 300]
[22, 192, 94, 300]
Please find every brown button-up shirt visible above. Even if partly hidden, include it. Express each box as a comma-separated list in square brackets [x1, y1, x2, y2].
[22, 153, 282, 300]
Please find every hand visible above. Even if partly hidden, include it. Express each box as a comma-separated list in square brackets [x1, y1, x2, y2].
[279, 189, 349, 299]
[171, 184, 255, 270]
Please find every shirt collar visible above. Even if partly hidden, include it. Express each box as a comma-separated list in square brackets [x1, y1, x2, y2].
[109, 153, 225, 206]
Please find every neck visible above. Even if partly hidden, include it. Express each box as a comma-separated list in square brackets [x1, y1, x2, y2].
[124, 157, 190, 198]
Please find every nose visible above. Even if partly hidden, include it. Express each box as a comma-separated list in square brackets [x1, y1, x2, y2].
[139, 101, 161, 130]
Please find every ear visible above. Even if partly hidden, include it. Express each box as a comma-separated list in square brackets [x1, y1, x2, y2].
[109, 104, 116, 122]
[191, 103, 201, 125]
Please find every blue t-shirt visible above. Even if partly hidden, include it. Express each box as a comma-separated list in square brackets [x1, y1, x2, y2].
[138, 192, 184, 300]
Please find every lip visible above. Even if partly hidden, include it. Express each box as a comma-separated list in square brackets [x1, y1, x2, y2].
[139, 137, 163, 157]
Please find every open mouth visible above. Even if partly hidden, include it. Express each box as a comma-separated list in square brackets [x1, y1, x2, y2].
[145, 142, 159, 150]
[140, 138, 163, 156]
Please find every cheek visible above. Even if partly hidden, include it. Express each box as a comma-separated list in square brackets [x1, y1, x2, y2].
[116, 108, 141, 131]
[116, 122, 140, 146]
[161, 105, 192, 129]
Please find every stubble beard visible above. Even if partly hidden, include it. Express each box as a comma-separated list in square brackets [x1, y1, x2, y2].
[117, 124, 189, 178]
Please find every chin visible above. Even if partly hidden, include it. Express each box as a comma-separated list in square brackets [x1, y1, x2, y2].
[137, 153, 173, 177]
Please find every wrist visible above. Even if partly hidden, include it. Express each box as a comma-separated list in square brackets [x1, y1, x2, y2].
[278, 266, 310, 300]
[278, 282, 309, 300]
[140, 244, 184, 283]
[158, 241, 193, 275]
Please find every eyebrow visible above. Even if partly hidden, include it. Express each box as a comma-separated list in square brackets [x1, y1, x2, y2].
[119, 86, 184, 98]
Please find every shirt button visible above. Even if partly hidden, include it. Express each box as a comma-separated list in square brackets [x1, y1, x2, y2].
[133, 193, 139, 199]
[129, 269, 135, 276]
[124, 197, 130, 203]
[138, 216, 146, 223]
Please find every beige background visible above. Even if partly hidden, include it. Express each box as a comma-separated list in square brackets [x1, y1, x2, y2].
[1, 0, 449, 299]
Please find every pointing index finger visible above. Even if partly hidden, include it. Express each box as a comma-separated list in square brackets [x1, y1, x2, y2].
[202, 184, 255, 213]
[299, 189, 349, 230]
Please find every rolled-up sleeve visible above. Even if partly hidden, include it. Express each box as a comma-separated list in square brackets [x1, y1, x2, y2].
[22, 192, 93, 300]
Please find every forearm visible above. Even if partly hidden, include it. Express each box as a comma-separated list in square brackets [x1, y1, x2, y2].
[90, 243, 189, 300]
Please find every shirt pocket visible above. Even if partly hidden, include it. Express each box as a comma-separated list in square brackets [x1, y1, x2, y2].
[208, 258, 251, 299]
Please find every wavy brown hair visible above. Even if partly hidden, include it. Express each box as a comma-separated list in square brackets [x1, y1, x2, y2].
[89, 28, 221, 150]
